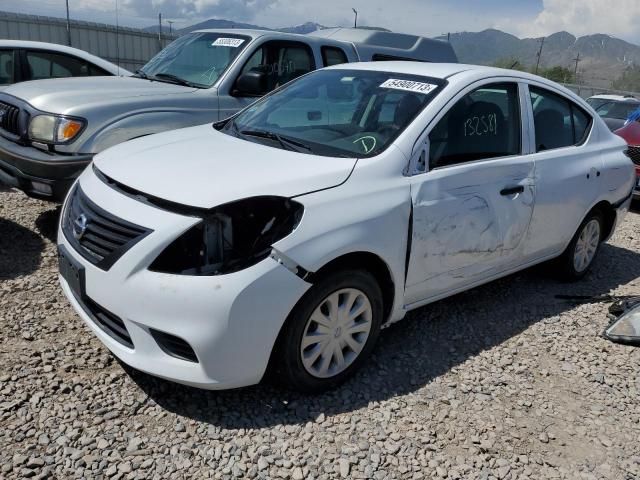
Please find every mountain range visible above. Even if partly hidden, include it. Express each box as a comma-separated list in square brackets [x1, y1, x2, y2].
[146, 18, 640, 88]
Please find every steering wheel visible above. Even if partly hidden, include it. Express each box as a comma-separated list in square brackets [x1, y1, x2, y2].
[353, 135, 377, 154]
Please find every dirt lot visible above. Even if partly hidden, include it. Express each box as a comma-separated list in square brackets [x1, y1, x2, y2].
[1, 187, 639, 480]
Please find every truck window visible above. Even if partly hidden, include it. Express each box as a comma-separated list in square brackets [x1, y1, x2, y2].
[236, 41, 316, 96]
[321, 47, 348, 66]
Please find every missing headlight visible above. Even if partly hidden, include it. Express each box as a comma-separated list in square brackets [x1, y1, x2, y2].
[150, 196, 303, 276]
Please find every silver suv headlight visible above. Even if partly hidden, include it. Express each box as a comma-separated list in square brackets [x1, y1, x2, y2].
[28, 115, 86, 144]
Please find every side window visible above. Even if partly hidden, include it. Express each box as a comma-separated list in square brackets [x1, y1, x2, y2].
[529, 86, 592, 152]
[26, 51, 90, 80]
[236, 42, 315, 96]
[321, 47, 348, 67]
[429, 82, 521, 169]
[0, 50, 14, 85]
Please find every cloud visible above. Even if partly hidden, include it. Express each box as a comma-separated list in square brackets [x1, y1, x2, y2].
[121, 0, 279, 22]
[507, 0, 640, 41]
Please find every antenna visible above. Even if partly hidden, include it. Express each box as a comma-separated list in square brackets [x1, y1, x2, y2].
[115, 0, 121, 75]
[352, 8, 358, 29]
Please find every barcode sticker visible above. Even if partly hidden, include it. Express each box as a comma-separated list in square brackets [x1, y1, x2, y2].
[212, 38, 245, 48]
[380, 79, 438, 94]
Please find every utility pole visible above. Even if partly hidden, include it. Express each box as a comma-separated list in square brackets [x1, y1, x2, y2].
[352, 8, 358, 28]
[573, 53, 581, 84]
[535, 37, 545, 75]
[158, 13, 162, 49]
[65, 0, 71, 46]
[167, 20, 175, 36]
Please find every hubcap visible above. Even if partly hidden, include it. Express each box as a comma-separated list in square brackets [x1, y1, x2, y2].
[573, 219, 601, 273]
[300, 288, 373, 379]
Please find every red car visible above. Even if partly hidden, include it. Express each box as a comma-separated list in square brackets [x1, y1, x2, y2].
[614, 121, 640, 200]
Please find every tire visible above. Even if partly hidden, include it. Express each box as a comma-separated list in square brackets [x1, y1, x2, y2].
[554, 211, 604, 281]
[274, 269, 383, 393]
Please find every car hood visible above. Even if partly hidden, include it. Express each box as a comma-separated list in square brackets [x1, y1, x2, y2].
[2, 76, 197, 113]
[93, 124, 357, 209]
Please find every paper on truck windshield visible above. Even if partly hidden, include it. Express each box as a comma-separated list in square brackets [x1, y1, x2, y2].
[212, 38, 245, 48]
[379, 79, 438, 95]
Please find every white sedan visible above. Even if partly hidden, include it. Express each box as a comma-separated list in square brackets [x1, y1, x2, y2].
[0, 40, 129, 87]
[57, 62, 635, 392]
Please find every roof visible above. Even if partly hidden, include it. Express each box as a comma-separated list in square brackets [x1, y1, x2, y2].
[191, 29, 308, 42]
[309, 28, 456, 63]
[588, 94, 638, 101]
[0, 40, 129, 75]
[329, 61, 501, 79]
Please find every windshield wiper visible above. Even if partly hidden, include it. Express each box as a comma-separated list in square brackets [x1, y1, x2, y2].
[240, 129, 312, 153]
[134, 69, 151, 80]
[153, 73, 199, 88]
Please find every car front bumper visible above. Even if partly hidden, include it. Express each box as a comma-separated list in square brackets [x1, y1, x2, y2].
[57, 169, 311, 390]
[0, 134, 93, 201]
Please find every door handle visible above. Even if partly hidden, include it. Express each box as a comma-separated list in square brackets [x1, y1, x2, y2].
[500, 185, 525, 196]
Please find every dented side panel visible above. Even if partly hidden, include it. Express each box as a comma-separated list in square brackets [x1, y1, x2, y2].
[405, 156, 535, 305]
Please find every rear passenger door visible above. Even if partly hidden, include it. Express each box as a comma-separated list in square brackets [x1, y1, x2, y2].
[521, 84, 599, 259]
[405, 81, 536, 305]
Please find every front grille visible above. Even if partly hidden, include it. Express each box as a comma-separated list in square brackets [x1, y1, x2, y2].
[627, 145, 640, 165]
[63, 186, 152, 270]
[0, 101, 21, 136]
[150, 329, 198, 362]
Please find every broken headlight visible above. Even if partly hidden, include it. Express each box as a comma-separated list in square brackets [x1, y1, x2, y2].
[149, 196, 304, 276]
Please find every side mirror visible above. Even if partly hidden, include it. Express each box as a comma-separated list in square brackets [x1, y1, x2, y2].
[235, 71, 268, 97]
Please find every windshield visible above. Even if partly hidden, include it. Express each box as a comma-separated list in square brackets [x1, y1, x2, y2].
[223, 69, 445, 158]
[596, 101, 640, 120]
[140, 32, 249, 88]
[586, 97, 613, 110]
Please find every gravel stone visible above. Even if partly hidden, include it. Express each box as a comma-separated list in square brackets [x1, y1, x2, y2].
[1, 189, 640, 479]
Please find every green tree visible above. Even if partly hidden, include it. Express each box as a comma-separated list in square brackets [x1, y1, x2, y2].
[538, 66, 575, 84]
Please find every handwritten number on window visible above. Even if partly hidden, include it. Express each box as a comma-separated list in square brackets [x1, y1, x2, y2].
[464, 113, 498, 137]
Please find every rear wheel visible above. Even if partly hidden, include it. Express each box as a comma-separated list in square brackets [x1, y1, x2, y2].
[555, 211, 603, 281]
[275, 269, 383, 393]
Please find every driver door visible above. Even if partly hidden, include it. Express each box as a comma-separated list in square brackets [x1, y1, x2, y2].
[218, 41, 317, 120]
[404, 81, 536, 305]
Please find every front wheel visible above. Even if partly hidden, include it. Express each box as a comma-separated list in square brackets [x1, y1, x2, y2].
[275, 269, 383, 393]
[555, 211, 604, 281]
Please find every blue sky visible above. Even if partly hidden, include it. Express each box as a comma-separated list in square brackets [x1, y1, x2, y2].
[0, 0, 639, 44]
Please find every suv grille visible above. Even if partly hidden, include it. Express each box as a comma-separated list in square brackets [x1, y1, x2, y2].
[63, 186, 152, 270]
[627, 145, 640, 165]
[0, 101, 21, 136]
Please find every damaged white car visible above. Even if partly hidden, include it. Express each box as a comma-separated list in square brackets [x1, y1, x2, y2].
[57, 62, 635, 392]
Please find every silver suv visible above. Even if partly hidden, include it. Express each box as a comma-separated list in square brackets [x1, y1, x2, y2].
[0, 28, 456, 201]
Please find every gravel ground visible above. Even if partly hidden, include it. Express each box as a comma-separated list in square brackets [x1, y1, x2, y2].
[1, 186, 640, 480]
